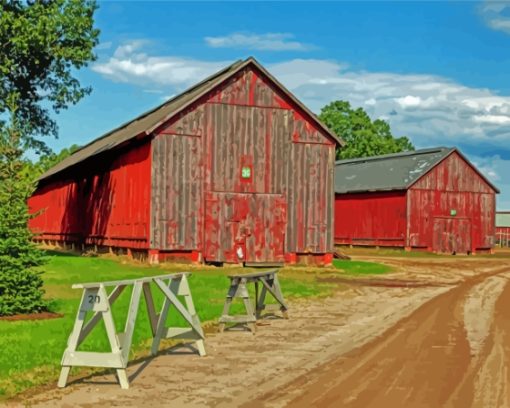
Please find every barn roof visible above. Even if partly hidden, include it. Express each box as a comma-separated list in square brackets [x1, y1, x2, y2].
[497, 212, 510, 227]
[39, 57, 343, 182]
[334, 147, 499, 194]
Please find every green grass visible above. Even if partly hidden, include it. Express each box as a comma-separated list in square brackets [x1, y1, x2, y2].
[338, 247, 440, 258]
[0, 252, 322, 398]
[0, 252, 390, 399]
[332, 259, 393, 275]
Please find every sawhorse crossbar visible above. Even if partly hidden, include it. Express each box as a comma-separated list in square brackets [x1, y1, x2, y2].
[218, 269, 288, 333]
[58, 272, 205, 389]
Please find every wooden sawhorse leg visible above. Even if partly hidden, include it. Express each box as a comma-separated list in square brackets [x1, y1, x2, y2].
[150, 275, 206, 357]
[58, 283, 139, 389]
[258, 274, 289, 319]
[218, 277, 257, 333]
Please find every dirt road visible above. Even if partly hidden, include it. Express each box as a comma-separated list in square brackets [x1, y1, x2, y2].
[9, 258, 510, 408]
[251, 263, 510, 408]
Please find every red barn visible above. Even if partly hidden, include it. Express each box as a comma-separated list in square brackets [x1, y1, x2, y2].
[334, 147, 499, 254]
[496, 212, 510, 247]
[29, 57, 343, 265]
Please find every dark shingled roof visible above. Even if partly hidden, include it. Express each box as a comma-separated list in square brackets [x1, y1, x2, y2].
[40, 57, 343, 182]
[335, 147, 499, 194]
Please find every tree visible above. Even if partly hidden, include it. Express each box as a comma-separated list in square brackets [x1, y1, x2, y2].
[0, 0, 99, 316]
[36, 144, 81, 174]
[319, 101, 414, 160]
[19, 144, 81, 187]
[0, 102, 47, 315]
[1, 0, 99, 151]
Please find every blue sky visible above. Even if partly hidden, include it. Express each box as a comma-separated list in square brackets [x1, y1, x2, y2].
[49, 1, 510, 209]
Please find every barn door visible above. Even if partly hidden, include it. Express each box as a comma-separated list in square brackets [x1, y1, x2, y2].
[204, 192, 286, 263]
[244, 194, 286, 263]
[453, 219, 471, 254]
[204, 193, 241, 263]
[433, 218, 471, 254]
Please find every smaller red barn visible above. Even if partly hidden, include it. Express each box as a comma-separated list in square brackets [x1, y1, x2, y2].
[334, 147, 499, 254]
[496, 212, 510, 247]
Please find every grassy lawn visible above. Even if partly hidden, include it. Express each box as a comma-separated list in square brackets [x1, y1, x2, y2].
[0, 251, 390, 399]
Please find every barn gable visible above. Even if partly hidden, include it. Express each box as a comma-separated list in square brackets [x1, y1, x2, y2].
[151, 61, 338, 262]
[39, 58, 341, 183]
[411, 150, 498, 193]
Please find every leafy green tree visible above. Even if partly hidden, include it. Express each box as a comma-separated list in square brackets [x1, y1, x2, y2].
[1, 0, 99, 151]
[19, 144, 81, 187]
[0, 0, 99, 316]
[36, 144, 81, 175]
[319, 100, 414, 160]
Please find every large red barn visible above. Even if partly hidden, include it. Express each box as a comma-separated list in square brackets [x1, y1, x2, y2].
[334, 147, 499, 254]
[29, 58, 343, 265]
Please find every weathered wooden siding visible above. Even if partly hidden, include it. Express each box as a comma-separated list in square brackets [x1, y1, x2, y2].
[151, 64, 336, 262]
[151, 133, 203, 250]
[288, 142, 334, 253]
[407, 189, 495, 251]
[207, 68, 292, 109]
[29, 140, 152, 249]
[208, 104, 274, 194]
[334, 191, 407, 246]
[408, 152, 496, 252]
[412, 152, 493, 193]
[204, 192, 286, 262]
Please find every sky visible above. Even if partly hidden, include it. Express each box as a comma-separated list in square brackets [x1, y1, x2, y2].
[49, 0, 510, 209]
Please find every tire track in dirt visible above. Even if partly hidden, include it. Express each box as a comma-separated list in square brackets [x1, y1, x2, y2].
[246, 266, 510, 408]
[449, 272, 510, 408]
[478, 276, 510, 408]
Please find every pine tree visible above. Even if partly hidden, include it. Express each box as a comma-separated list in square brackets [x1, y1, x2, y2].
[0, 101, 47, 316]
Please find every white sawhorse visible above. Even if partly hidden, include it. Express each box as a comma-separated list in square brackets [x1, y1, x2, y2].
[58, 272, 205, 389]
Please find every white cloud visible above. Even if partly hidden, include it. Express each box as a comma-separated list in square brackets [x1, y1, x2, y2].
[204, 32, 314, 51]
[266, 59, 510, 154]
[488, 18, 510, 32]
[480, 1, 508, 13]
[470, 154, 510, 209]
[473, 114, 510, 125]
[92, 41, 228, 87]
[479, 1, 510, 34]
[395, 95, 422, 108]
[92, 45, 510, 208]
